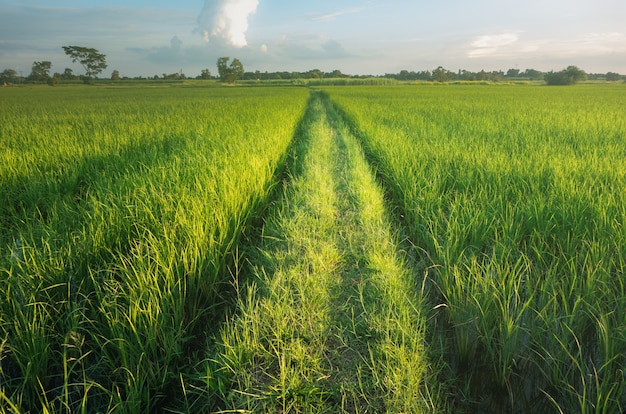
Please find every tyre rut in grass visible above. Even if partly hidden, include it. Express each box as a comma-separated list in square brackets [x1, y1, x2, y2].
[204, 91, 436, 412]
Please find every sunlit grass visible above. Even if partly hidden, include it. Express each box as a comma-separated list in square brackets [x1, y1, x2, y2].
[0, 86, 309, 412]
[328, 83, 626, 412]
[4, 83, 624, 412]
[201, 92, 438, 412]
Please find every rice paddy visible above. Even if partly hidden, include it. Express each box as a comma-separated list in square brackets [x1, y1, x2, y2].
[1, 83, 625, 412]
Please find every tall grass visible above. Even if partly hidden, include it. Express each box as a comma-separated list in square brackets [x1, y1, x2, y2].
[327, 84, 626, 412]
[199, 91, 437, 412]
[0, 86, 308, 412]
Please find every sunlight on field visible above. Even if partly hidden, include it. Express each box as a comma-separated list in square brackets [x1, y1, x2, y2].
[1, 83, 625, 412]
[328, 83, 626, 412]
[0, 86, 309, 412]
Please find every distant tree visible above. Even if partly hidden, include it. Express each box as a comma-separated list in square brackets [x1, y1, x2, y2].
[307, 69, 323, 79]
[216, 57, 244, 83]
[62, 45, 107, 83]
[545, 66, 587, 85]
[397, 70, 410, 81]
[476, 70, 488, 81]
[216, 57, 230, 82]
[1, 69, 18, 84]
[61, 68, 75, 80]
[458, 69, 476, 81]
[229, 58, 244, 82]
[328, 69, 345, 78]
[506, 68, 520, 78]
[111, 70, 120, 81]
[200, 68, 211, 80]
[565, 65, 587, 83]
[47, 73, 61, 86]
[520, 68, 543, 80]
[416, 70, 431, 80]
[544, 71, 570, 85]
[28, 61, 52, 82]
[432, 66, 453, 82]
[606, 72, 621, 81]
[490, 70, 504, 82]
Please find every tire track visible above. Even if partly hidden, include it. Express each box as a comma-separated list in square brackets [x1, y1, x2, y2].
[208, 91, 436, 412]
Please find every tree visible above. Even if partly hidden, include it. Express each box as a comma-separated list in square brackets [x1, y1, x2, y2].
[62, 45, 107, 83]
[544, 71, 570, 85]
[520, 68, 543, 80]
[544, 66, 587, 85]
[29, 61, 52, 82]
[216, 57, 244, 83]
[564, 65, 587, 83]
[432, 66, 453, 82]
[506, 68, 520, 78]
[329, 69, 345, 78]
[606, 72, 621, 81]
[61, 68, 75, 80]
[306, 69, 323, 79]
[229, 58, 244, 82]
[1, 69, 18, 84]
[490, 70, 504, 82]
[217, 57, 229, 81]
[47, 73, 61, 86]
[200, 68, 211, 80]
[111, 70, 120, 81]
[476, 69, 488, 81]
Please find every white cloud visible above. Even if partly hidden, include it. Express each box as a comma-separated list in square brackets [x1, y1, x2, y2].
[512, 32, 626, 60]
[468, 32, 520, 58]
[197, 0, 259, 48]
[579, 32, 626, 54]
[260, 43, 268, 53]
[311, 7, 364, 22]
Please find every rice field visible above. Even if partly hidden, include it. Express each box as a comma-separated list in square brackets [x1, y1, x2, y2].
[1, 83, 625, 413]
[0, 86, 309, 412]
[327, 84, 626, 412]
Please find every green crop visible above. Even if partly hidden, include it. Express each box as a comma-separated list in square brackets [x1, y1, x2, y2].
[327, 84, 626, 413]
[3, 83, 625, 413]
[0, 86, 308, 413]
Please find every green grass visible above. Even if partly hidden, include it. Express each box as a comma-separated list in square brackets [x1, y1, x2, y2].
[326, 83, 626, 412]
[3, 83, 625, 412]
[201, 91, 438, 412]
[0, 86, 309, 412]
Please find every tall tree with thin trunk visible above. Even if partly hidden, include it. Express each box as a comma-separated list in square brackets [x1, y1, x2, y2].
[62, 46, 107, 83]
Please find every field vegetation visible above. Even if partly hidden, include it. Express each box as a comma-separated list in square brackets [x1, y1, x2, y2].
[1, 83, 625, 413]
[199, 91, 439, 412]
[0, 86, 309, 412]
[327, 84, 626, 412]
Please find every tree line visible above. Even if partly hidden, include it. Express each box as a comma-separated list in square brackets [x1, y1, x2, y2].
[1, 45, 624, 86]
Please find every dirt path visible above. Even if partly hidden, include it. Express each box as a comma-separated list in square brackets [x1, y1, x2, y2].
[209, 91, 436, 412]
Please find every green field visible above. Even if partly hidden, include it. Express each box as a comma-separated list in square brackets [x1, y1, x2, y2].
[1, 84, 625, 413]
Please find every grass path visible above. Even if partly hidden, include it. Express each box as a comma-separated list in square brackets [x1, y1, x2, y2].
[204, 92, 439, 412]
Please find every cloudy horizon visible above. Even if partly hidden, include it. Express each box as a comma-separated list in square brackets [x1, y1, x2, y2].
[1, 0, 624, 78]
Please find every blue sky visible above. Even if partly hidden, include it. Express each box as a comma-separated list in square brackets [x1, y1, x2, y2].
[1, 0, 624, 77]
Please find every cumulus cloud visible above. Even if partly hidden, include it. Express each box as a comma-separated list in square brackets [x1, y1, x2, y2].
[197, 0, 259, 48]
[468, 32, 520, 58]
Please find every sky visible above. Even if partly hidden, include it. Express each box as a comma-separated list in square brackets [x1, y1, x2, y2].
[1, 0, 625, 78]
